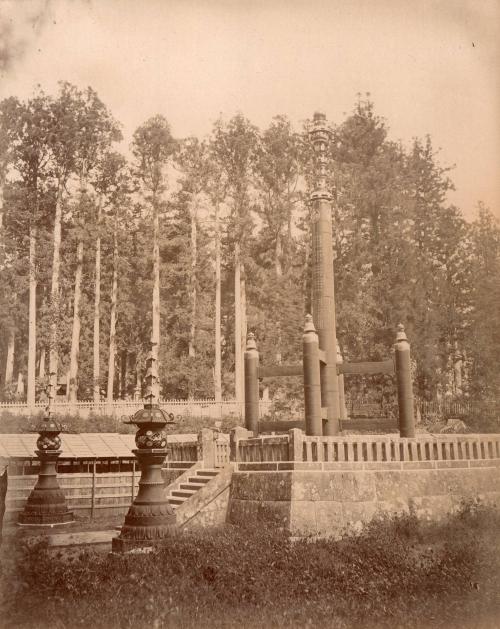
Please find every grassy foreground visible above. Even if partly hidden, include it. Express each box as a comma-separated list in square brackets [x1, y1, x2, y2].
[1, 503, 499, 629]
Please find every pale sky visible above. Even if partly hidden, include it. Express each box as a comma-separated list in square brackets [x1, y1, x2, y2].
[1, 0, 499, 220]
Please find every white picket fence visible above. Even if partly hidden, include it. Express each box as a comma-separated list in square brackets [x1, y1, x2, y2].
[0, 398, 274, 420]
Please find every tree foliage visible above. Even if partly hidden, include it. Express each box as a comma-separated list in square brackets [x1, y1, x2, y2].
[0, 86, 498, 404]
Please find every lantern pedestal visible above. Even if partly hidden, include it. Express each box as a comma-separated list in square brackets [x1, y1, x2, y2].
[18, 449, 74, 526]
[112, 403, 176, 553]
[112, 448, 175, 552]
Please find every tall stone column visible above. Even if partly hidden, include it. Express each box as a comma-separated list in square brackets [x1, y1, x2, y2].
[310, 112, 340, 435]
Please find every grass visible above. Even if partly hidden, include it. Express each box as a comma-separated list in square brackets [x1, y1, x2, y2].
[1, 502, 499, 629]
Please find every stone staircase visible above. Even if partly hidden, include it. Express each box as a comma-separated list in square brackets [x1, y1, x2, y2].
[167, 468, 220, 510]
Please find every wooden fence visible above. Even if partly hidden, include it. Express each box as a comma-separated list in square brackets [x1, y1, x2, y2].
[6, 471, 140, 522]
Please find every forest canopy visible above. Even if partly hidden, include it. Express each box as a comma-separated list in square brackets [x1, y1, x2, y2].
[0, 85, 499, 405]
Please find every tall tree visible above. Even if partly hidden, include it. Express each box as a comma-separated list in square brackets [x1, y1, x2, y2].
[254, 115, 301, 364]
[176, 137, 211, 397]
[466, 205, 500, 399]
[211, 114, 259, 405]
[91, 152, 129, 403]
[132, 116, 176, 366]
[0, 93, 52, 406]
[206, 141, 229, 403]
[46, 83, 81, 390]
[66, 86, 121, 402]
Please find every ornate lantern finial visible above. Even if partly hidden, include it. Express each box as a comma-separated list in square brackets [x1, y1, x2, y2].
[144, 339, 160, 407]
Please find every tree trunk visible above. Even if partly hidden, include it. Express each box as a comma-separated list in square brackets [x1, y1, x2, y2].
[4, 329, 14, 386]
[152, 195, 160, 359]
[107, 226, 118, 404]
[275, 230, 282, 364]
[189, 199, 197, 360]
[234, 243, 242, 406]
[275, 231, 283, 278]
[214, 201, 222, 403]
[241, 261, 247, 378]
[188, 197, 198, 399]
[93, 199, 102, 403]
[49, 185, 64, 382]
[0, 182, 3, 232]
[120, 350, 128, 399]
[38, 347, 45, 380]
[68, 239, 84, 402]
[27, 225, 37, 407]
[16, 372, 24, 397]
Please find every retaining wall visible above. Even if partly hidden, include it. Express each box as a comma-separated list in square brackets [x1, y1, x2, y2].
[228, 459, 500, 537]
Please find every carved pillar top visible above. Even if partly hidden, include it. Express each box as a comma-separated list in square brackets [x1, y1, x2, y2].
[309, 111, 332, 202]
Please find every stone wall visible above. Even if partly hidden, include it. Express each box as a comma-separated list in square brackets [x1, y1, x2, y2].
[176, 466, 233, 530]
[228, 460, 500, 537]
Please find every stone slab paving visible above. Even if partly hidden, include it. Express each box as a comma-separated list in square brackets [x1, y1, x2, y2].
[44, 530, 117, 547]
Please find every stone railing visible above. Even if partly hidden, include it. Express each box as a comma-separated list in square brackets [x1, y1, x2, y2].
[165, 430, 231, 469]
[300, 432, 500, 463]
[166, 440, 199, 463]
[229, 428, 500, 468]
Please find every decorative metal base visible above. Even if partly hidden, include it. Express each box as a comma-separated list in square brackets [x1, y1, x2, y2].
[112, 448, 176, 553]
[18, 450, 74, 527]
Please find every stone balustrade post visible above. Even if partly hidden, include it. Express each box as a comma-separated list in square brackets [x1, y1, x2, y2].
[288, 428, 304, 462]
[229, 426, 252, 463]
[197, 428, 217, 468]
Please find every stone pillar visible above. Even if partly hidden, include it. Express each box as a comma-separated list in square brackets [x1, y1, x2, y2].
[310, 112, 340, 436]
[229, 426, 253, 463]
[197, 428, 216, 468]
[288, 428, 304, 462]
[394, 324, 415, 438]
[244, 332, 259, 435]
[303, 315, 322, 436]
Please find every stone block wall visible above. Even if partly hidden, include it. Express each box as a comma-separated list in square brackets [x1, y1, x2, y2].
[228, 460, 500, 537]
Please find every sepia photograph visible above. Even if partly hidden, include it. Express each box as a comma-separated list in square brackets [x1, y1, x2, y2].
[0, 1, 499, 627]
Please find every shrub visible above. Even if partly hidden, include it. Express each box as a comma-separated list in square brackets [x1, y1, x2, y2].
[0, 411, 242, 435]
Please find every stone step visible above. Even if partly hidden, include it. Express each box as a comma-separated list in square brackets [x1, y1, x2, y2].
[171, 489, 197, 498]
[187, 477, 211, 485]
[196, 470, 219, 477]
[168, 497, 185, 506]
[179, 483, 202, 491]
